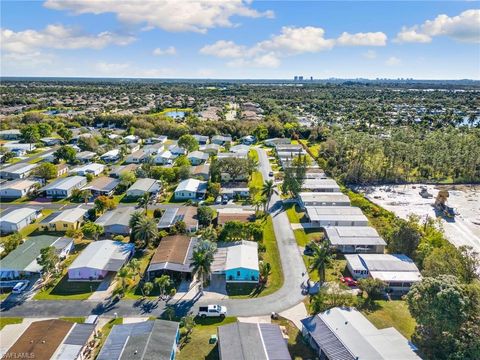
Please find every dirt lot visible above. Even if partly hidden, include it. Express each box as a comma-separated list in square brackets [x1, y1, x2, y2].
[355, 184, 480, 253]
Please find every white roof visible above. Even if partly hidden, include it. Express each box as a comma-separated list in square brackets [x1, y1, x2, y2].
[306, 206, 368, 222]
[73, 163, 105, 174]
[41, 176, 86, 191]
[302, 178, 340, 190]
[325, 226, 386, 246]
[101, 149, 120, 158]
[47, 208, 87, 224]
[0, 162, 38, 174]
[127, 178, 158, 192]
[370, 271, 422, 282]
[225, 240, 259, 271]
[69, 240, 134, 272]
[187, 151, 208, 160]
[0, 179, 37, 191]
[175, 178, 205, 193]
[0, 207, 37, 224]
[299, 192, 351, 204]
[317, 307, 420, 359]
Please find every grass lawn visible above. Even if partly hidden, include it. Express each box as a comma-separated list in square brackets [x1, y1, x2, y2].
[284, 203, 305, 223]
[0, 317, 23, 330]
[227, 216, 283, 299]
[293, 228, 324, 247]
[362, 300, 416, 340]
[121, 249, 156, 299]
[178, 317, 237, 360]
[248, 148, 259, 163]
[272, 317, 315, 360]
[0, 290, 12, 300]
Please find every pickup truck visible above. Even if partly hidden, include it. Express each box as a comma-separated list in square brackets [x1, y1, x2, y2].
[198, 304, 227, 318]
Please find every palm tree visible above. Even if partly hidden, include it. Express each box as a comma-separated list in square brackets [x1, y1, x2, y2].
[82, 189, 91, 204]
[259, 261, 271, 285]
[116, 267, 133, 296]
[253, 197, 265, 214]
[201, 226, 217, 242]
[133, 217, 158, 248]
[261, 180, 278, 212]
[308, 241, 335, 284]
[128, 258, 141, 281]
[154, 275, 172, 299]
[137, 193, 150, 214]
[190, 240, 217, 287]
[142, 281, 154, 298]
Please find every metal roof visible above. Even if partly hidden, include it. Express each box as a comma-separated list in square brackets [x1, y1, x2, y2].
[41, 208, 87, 224]
[68, 240, 134, 272]
[0, 162, 38, 174]
[299, 192, 351, 204]
[0, 207, 38, 224]
[157, 207, 179, 228]
[127, 178, 158, 193]
[95, 207, 136, 227]
[306, 206, 368, 223]
[324, 226, 387, 246]
[41, 176, 86, 192]
[175, 178, 206, 193]
[0, 179, 37, 191]
[225, 240, 259, 271]
[82, 176, 120, 192]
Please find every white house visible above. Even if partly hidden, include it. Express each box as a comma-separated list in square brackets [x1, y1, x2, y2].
[126, 149, 149, 164]
[71, 163, 105, 177]
[305, 206, 369, 227]
[298, 192, 351, 208]
[100, 149, 121, 162]
[211, 135, 232, 146]
[154, 150, 177, 165]
[324, 226, 387, 254]
[0, 163, 38, 180]
[169, 144, 186, 156]
[40, 176, 88, 198]
[126, 178, 161, 198]
[76, 151, 97, 163]
[0, 179, 38, 199]
[302, 178, 341, 192]
[199, 143, 221, 155]
[0, 207, 41, 234]
[187, 151, 209, 165]
[174, 178, 207, 200]
[123, 135, 139, 144]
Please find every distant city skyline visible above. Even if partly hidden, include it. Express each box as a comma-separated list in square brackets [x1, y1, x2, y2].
[1, 1, 479, 79]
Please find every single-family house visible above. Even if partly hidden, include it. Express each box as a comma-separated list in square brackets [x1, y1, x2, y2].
[240, 135, 256, 145]
[187, 151, 209, 165]
[193, 134, 209, 145]
[154, 149, 177, 165]
[109, 163, 138, 178]
[174, 178, 207, 200]
[76, 151, 97, 163]
[100, 149, 121, 162]
[212, 240, 259, 283]
[211, 135, 232, 146]
[56, 163, 69, 177]
[97, 320, 179, 360]
[0, 163, 38, 180]
[230, 144, 250, 155]
[95, 206, 136, 236]
[298, 192, 351, 208]
[40, 137, 61, 146]
[40, 176, 87, 198]
[0, 207, 41, 234]
[147, 235, 197, 280]
[157, 207, 199, 232]
[0, 179, 38, 199]
[127, 142, 141, 153]
[216, 209, 255, 226]
[301, 307, 421, 360]
[53, 322, 96, 360]
[264, 138, 290, 147]
[324, 226, 387, 253]
[126, 178, 160, 198]
[0, 235, 73, 279]
[169, 144, 186, 156]
[345, 253, 422, 293]
[82, 176, 120, 197]
[217, 322, 291, 360]
[126, 149, 150, 164]
[72, 163, 105, 177]
[302, 178, 341, 192]
[190, 164, 210, 181]
[0, 129, 21, 140]
[220, 182, 250, 199]
[39, 208, 87, 232]
[123, 134, 139, 144]
[217, 152, 248, 160]
[199, 143, 221, 155]
[304, 168, 327, 179]
[143, 142, 164, 155]
[305, 206, 369, 227]
[3, 142, 36, 155]
[67, 240, 134, 280]
[145, 135, 168, 144]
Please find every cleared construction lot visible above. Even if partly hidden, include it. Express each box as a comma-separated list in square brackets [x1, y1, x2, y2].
[355, 184, 480, 253]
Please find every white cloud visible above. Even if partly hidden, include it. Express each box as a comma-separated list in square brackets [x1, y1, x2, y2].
[152, 46, 176, 56]
[363, 50, 377, 59]
[337, 32, 387, 46]
[386, 56, 402, 66]
[395, 9, 480, 43]
[1, 24, 135, 54]
[44, 0, 274, 33]
[200, 40, 246, 58]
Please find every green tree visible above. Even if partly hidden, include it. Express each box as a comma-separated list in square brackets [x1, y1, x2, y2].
[261, 180, 278, 212]
[129, 211, 144, 241]
[137, 193, 150, 214]
[116, 267, 133, 296]
[358, 278, 386, 303]
[142, 281, 154, 297]
[57, 127, 73, 142]
[219, 221, 245, 241]
[308, 241, 335, 284]
[178, 134, 199, 153]
[34, 162, 57, 181]
[386, 216, 421, 258]
[190, 240, 217, 287]
[37, 246, 59, 279]
[94, 195, 117, 214]
[180, 314, 196, 343]
[201, 225, 218, 242]
[21, 125, 40, 150]
[54, 145, 77, 164]
[37, 123, 52, 137]
[119, 171, 136, 188]
[197, 206, 216, 226]
[81, 222, 104, 240]
[128, 258, 141, 281]
[78, 136, 99, 151]
[1, 233, 22, 256]
[259, 261, 271, 285]
[133, 216, 158, 248]
[154, 274, 172, 298]
[309, 286, 356, 314]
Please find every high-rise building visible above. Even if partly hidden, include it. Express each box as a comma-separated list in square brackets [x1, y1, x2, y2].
[294, 76, 299, 81]
[299, 76, 304, 81]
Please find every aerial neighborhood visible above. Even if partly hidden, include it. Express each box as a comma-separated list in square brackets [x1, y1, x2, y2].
[1, 72, 479, 359]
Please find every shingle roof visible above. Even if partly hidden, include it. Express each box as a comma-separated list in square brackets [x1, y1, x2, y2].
[148, 235, 197, 273]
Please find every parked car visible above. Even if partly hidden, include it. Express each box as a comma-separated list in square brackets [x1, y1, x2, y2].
[340, 276, 358, 287]
[222, 195, 229, 205]
[215, 196, 222, 204]
[303, 243, 314, 256]
[12, 281, 29, 294]
[268, 171, 274, 177]
[198, 304, 227, 318]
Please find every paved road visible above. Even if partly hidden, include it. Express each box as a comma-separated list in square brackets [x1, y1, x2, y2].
[0, 146, 59, 169]
[1, 147, 306, 318]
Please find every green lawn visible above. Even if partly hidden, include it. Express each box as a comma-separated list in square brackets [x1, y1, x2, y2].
[0, 317, 23, 330]
[293, 228, 323, 247]
[272, 317, 315, 360]
[284, 203, 305, 223]
[362, 300, 416, 339]
[0, 290, 11, 301]
[121, 249, 156, 299]
[248, 148, 259, 163]
[178, 317, 237, 360]
[0, 209, 54, 242]
[305, 258, 347, 282]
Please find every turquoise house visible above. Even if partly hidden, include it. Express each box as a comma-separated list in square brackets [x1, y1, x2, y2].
[215, 241, 259, 283]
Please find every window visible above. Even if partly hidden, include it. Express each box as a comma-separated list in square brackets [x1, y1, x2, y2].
[237, 271, 240, 276]
[63, 224, 68, 228]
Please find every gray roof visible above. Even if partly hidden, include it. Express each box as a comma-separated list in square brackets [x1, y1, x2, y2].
[97, 320, 179, 360]
[64, 323, 96, 346]
[40, 176, 87, 192]
[0, 162, 38, 174]
[127, 178, 159, 193]
[157, 207, 180, 228]
[0, 207, 38, 224]
[218, 322, 291, 360]
[324, 226, 387, 246]
[95, 207, 136, 228]
[68, 240, 134, 272]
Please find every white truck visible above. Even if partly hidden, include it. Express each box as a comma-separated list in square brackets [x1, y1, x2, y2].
[197, 304, 227, 318]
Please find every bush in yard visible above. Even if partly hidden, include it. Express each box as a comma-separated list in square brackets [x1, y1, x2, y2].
[153, 208, 164, 219]
[358, 278, 386, 302]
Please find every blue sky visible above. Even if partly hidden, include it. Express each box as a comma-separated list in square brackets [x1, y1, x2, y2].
[1, 1, 479, 79]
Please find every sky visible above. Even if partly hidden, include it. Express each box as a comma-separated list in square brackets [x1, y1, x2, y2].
[1, 1, 479, 79]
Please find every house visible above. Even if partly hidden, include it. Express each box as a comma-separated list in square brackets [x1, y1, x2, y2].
[126, 149, 149, 164]
[39, 208, 87, 232]
[304, 168, 327, 179]
[82, 176, 120, 197]
[123, 134, 139, 144]
[345, 253, 422, 293]
[199, 143, 221, 155]
[109, 163, 138, 178]
[230, 144, 250, 155]
[216, 209, 255, 226]
[0, 207, 41, 234]
[147, 235, 197, 280]
[301, 307, 421, 360]
[174, 178, 207, 200]
[0, 235, 73, 279]
[211, 135, 232, 146]
[324, 226, 387, 253]
[305, 206, 369, 227]
[3, 320, 75, 360]
[40, 176, 87, 198]
[298, 192, 351, 208]
[56, 163, 69, 177]
[302, 178, 341, 192]
[217, 152, 248, 160]
[97, 320, 179, 360]
[193, 134, 209, 145]
[76, 151, 97, 163]
[154, 149, 177, 165]
[0, 179, 38, 199]
[190, 164, 210, 181]
[3, 142, 36, 155]
[187, 150, 209, 165]
[53, 322, 96, 360]
[145, 135, 168, 144]
[95, 206, 136, 236]
[157, 207, 199, 232]
[127, 142, 141, 153]
[143, 142, 164, 155]
[126, 178, 161, 198]
[212, 240, 259, 283]
[240, 135, 256, 145]
[274, 143, 303, 153]
[40, 137, 61, 146]
[264, 137, 290, 147]
[71, 163, 105, 177]
[217, 322, 291, 360]
[169, 144, 186, 156]
[0, 163, 38, 180]
[100, 149, 121, 162]
[67, 240, 134, 280]
[220, 182, 250, 199]
[0, 129, 21, 140]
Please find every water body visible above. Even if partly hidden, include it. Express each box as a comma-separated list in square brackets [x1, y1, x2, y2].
[165, 111, 185, 118]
